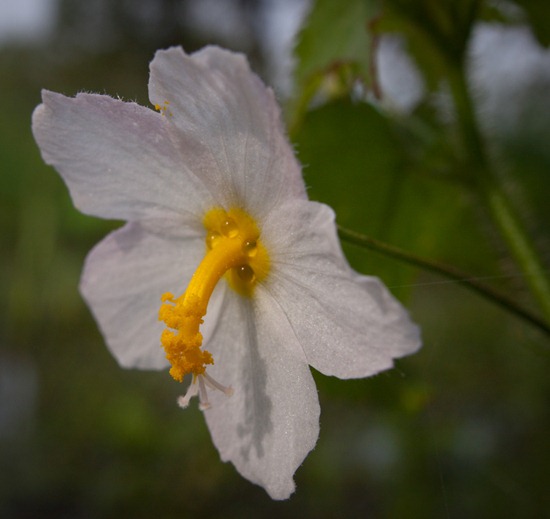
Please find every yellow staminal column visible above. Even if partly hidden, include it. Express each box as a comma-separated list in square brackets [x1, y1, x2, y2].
[158, 208, 269, 387]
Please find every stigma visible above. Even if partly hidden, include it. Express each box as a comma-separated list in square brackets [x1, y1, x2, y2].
[158, 207, 269, 405]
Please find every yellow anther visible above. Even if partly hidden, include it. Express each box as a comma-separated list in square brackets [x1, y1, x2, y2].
[159, 207, 270, 382]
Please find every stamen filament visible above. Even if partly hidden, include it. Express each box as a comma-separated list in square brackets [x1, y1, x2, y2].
[177, 378, 199, 409]
[203, 372, 234, 396]
[198, 376, 210, 410]
[176, 372, 233, 411]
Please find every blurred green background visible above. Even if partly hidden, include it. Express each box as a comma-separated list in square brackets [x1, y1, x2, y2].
[1, 0, 549, 517]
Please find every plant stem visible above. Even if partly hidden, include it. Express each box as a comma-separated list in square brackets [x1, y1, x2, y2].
[448, 62, 550, 323]
[484, 186, 550, 321]
[338, 226, 550, 338]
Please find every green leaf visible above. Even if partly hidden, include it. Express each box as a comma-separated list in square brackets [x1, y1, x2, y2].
[294, 99, 501, 297]
[291, 0, 378, 131]
[295, 0, 376, 83]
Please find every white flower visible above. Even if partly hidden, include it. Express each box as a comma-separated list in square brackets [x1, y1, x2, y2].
[32, 46, 421, 500]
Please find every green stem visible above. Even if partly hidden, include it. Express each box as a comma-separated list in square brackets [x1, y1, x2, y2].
[448, 62, 550, 323]
[338, 226, 550, 338]
[484, 187, 550, 320]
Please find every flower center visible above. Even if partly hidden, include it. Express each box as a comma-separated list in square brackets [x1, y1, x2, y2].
[158, 207, 269, 383]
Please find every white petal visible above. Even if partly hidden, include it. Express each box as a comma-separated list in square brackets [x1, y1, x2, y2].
[32, 90, 214, 221]
[148, 46, 306, 217]
[202, 290, 320, 500]
[261, 201, 421, 379]
[80, 222, 222, 370]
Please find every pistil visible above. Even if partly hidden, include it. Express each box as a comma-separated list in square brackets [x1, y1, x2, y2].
[158, 207, 270, 386]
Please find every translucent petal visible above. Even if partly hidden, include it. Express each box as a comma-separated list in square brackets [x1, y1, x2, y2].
[260, 200, 421, 378]
[80, 222, 223, 370]
[202, 290, 320, 500]
[32, 91, 214, 221]
[148, 46, 306, 218]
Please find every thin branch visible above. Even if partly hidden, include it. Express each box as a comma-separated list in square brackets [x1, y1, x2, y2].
[338, 225, 550, 338]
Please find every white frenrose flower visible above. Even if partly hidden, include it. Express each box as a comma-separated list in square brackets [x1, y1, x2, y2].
[32, 46, 421, 500]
